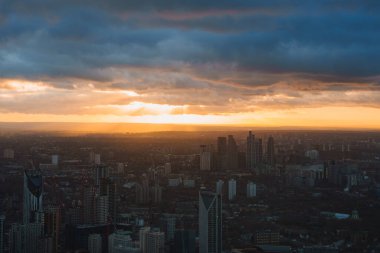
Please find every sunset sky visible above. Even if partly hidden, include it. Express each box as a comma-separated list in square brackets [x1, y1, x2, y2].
[1, 1, 380, 129]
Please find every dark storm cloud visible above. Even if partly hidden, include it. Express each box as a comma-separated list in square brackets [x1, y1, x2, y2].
[1, 0, 380, 89]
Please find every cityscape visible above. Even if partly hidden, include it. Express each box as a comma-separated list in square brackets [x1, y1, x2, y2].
[1, 0, 380, 252]
[0, 130, 380, 252]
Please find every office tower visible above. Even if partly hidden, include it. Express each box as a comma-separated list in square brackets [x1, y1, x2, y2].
[246, 131, 255, 170]
[174, 229, 195, 253]
[0, 215, 4, 253]
[142, 175, 150, 204]
[146, 229, 165, 253]
[93, 165, 109, 187]
[95, 195, 109, 224]
[216, 180, 224, 195]
[44, 206, 61, 253]
[200, 145, 211, 171]
[254, 138, 263, 166]
[139, 227, 151, 253]
[94, 154, 101, 165]
[88, 234, 102, 253]
[51, 155, 59, 166]
[228, 179, 237, 201]
[160, 216, 176, 242]
[9, 223, 44, 253]
[151, 182, 162, 204]
[227, 135, 238, 171]
[246, 182, 257, 198]
[83, 186, 97, 224]
[266, 136, 275, 166]
[106, 179, 117, 222]
[199, 191, 222, 253]
[109, 231, 138, 253]
[66, 206, 82, 225]
[23, 169, 43, 224]
[238, 152, 246, 169]
[217, 137, 228, 171]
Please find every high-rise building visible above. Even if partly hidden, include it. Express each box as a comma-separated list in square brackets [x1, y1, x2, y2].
[109, 231, 138, 253]
[9, 223, 44, 253]
[246, 131, 255, 171]
[200, 145, 211, 171]
[216, 180, 224, 195]
[139, 227, 151, 253]
[88, 233, 102, 253]
[142, 175, 150, 204]
[227, 135, 238, 171]
[160, 216, 176, 242]
[199, 191, 222, 253]
[23, 169, 43, 224]
[0, 215, 4, 253]
[145, 229, 165, 253]
[217, 137, 228, 171]
[107, 179, 117, 222]
[44, 206, 61, 253]
[174, 229, 195, 253]
[83, 186, 97, 224]
[254, 138, 263, 166]
[51, 155, 59, 166]
[95, 195, 109, 224]
[266, 136, 275, 166]
[246, 182, 257, 198]
[93, 165, 109, 188]
[228, 179, 237, 201]
[94, 154, 101, 165]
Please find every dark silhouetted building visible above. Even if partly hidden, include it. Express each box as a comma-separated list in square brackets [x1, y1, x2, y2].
[199, 191, 222, 253]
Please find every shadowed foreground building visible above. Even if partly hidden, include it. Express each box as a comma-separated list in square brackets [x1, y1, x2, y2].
[199, 191, 222, 253]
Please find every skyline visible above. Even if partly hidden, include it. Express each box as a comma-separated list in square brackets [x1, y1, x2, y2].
[1, 1, 380, 129]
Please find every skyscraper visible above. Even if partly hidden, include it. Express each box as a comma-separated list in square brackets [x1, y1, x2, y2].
[160, 215, 176, 242]
[254, 138, 263, 167]
[174, 229, 195, 253]
[109, 230, 139, 253]
[266, 136, 275, 166]
[23, 169, 43, 224]
[139, 227, 151, 253]
[9, 223, 44, 253]
[93, 165, 109, 188]
[83, 186, 97, 224]
[246, 131, 255, 171]
[200, 145, 211, 171]
[246, 182, 257, 198]
[227, 135, 238, 171]
[199, 191, 222, 253]
[217, 137, 228, 171]
[44, 206, 61, 253]
[228, 179, 237, 201]
[95, 195, 109, 224]
[88, 233, 102, 253]
[145, 229, 165, 253]
[216, 180, 224, 195]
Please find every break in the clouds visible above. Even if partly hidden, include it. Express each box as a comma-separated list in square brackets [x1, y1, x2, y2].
[1, 0, 380, 126]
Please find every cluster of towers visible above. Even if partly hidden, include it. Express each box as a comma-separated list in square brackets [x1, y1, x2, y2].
[82, 164, 117, 224]
[9, 169, 61, 253]
[200, 131, 276, 174]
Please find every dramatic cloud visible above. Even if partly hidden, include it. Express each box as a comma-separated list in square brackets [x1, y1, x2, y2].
[1, 0, 380, 127]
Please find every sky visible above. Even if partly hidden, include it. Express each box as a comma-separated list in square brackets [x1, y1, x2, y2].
[1, 0, 380, 129]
